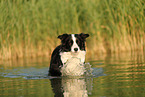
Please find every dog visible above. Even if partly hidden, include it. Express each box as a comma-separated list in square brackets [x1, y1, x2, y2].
[49, 33, 89, 76]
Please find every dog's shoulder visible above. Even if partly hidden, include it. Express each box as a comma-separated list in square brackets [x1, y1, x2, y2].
[51, 45, 61, 56]
[50, 45, 62, 64]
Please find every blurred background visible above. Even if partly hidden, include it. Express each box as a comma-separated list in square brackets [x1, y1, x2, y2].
[0, 1, 145, 97]
[0, 0, 144, 60]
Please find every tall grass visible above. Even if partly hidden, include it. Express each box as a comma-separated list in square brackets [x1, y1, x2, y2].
[0, 0, 144, 60]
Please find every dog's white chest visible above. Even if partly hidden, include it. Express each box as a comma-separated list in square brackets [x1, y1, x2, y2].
[60, 51, 86, 76]
[60, 51, 86, 64]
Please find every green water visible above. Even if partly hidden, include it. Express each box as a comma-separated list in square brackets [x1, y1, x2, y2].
[0, 52, 145, 97]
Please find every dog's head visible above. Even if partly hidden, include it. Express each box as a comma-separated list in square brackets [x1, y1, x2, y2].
[58, 33, 89, 52]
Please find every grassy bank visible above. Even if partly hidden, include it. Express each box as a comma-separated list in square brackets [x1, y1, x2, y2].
[0, 0, 144, 60]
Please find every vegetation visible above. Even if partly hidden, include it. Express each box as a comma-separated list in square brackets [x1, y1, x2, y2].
[0, 0, 144, 60]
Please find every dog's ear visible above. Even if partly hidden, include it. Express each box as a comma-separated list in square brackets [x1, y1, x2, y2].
[57, 34, 68, 40]
[79, 33, 89, 39]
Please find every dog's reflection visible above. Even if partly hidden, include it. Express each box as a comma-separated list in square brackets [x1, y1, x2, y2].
[50, 77, 92, 97]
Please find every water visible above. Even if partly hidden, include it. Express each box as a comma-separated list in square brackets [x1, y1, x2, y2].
[0, 52, 145, 97]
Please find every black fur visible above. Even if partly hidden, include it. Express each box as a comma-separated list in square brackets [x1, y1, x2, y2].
[49, 45, 63, 76]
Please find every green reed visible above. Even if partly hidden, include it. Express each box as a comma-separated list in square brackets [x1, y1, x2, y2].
[0, 0, 144, 59]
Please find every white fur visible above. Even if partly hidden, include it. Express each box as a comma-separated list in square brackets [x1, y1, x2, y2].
[60, 51, 86, 64]
[71, 34, 80, 52]
[61, 57, 85, 76]
[60, 51, 86, 76]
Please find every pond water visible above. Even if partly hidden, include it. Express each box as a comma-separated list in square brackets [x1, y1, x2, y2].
[0, 52, 145, 97]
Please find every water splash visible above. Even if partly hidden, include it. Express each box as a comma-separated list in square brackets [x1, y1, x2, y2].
[61, 57, 103, 77]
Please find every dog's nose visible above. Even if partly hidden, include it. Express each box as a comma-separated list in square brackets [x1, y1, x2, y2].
[74, 48, 78, 52]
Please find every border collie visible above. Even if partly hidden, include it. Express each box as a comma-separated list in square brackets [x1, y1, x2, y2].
[49, 33, 89, 76]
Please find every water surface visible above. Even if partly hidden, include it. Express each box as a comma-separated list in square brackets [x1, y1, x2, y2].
[0, 52, 145, 97]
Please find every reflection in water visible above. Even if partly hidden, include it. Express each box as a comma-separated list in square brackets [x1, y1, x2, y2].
[50, 78, 63, 97]
[50, 77, 92, 97]
[62, 78, 88, 97]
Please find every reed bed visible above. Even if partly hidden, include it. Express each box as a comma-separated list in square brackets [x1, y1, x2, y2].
[0, 0, 144, 60]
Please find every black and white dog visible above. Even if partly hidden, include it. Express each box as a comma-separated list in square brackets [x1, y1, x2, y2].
[49, 33, 89, 76]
